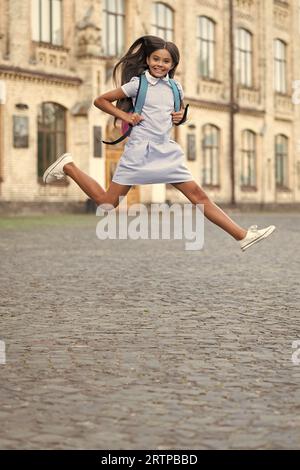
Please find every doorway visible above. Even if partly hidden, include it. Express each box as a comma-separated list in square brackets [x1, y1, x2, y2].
[105, 118, 140, 206]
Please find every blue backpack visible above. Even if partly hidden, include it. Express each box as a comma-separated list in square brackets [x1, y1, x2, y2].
[102, 71, 189, 145]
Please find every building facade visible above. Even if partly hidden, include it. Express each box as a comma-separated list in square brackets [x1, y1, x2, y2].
[1, 0, 300, 210]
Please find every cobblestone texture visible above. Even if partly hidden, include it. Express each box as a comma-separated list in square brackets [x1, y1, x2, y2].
[0, 212, 300, 449]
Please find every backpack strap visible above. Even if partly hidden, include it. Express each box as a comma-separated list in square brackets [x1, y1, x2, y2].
[169, 79, 181, 112]
[102, 125, 132, 145]
[169, 79, 189, 126]
[133, 72, 148, 114]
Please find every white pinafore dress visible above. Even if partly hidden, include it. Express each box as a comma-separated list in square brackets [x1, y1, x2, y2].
[111, 69, 194, 186]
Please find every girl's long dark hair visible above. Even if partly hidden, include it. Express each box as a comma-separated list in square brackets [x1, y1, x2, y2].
[112, 35, 180, 125]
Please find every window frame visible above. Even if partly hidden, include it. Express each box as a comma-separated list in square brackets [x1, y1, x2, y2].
[240, 130, 257, 188]
[235, 27, 253, 87]
[275, 134, 289, 188]
[102, 0, 125, 57]
[202, 124, 220, 186]
[274, 39, 287, 94]
[151, 2, 174, 41]
[37, 102, 67, 184]
[197, 16, 216, 79]
[32, 0, 63, 46]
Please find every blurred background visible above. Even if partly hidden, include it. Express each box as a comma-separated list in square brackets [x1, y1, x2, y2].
[0, 0, 300, 213]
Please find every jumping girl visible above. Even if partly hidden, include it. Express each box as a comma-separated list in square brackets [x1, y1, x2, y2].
[43, 35, 275, 251]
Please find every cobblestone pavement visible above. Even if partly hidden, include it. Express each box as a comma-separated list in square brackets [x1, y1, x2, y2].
[0, 211, 300, 450]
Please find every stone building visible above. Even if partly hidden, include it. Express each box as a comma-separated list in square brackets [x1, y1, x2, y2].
[0, 0, 300, 211]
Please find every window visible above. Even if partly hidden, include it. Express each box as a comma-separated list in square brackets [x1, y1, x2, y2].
[38, 103, 66, 180]
[151, 3, 174, 40]
[275, 134, 288, 187]
[202, 124, 220, 185]
[93, 126, 102, 158]
[240, 130, 256, 187]
[102, 0, 125, 56]
[31, 0, 63, 46]
[187, 134, 196, 161]
[197, 16, 215, 79]
[274, 39, 287, 93]
[235, 28, 253, 87]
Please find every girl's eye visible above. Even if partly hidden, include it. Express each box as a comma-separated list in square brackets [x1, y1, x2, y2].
[153, 57, 170, 63]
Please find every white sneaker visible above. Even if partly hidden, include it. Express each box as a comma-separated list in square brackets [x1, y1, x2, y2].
[239, 224, 276, 251]
[42, 153, 73, 184]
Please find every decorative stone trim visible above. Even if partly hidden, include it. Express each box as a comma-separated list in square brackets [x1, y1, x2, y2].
[197, 0, 220, 9]
[274, 93, 294, 118]
[276, 185, 292, 192]
[202, 184, 221, 189]
[0, 65, 82, 87]
[240, 185, 258, 192]
[274, 0, 290, 9]
[237, 86, 261, 107]
[197, 79, 225, 102]
[75, 5, 101, 58]
[235, 0, 256, 21]
[186, 97, 230, 112]
[273, 4, 290, 30]
[30, 42, 70, 70]
[71, 101, 92, 117]
[238, 106, 265, 117]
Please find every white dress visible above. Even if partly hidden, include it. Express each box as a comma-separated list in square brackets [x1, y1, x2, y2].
[111, 69, 194, 185]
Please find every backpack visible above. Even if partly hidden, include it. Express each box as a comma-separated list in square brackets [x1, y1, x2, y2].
[102, 71, 189, 145]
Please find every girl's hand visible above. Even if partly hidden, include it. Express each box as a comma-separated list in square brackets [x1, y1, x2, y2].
[124, 112, 144, 126]
[171, 109, 185, 124]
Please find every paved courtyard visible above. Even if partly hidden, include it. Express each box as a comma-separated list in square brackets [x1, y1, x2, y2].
[0, 210, 300, 449]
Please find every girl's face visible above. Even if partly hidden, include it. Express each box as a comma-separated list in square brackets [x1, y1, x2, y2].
[146, 49, 174, 78]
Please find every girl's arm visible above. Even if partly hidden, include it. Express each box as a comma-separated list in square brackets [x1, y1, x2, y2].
[94, 88, 128, 121]
[93, 88, 143, 125]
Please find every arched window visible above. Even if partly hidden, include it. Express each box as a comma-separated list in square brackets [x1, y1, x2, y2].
[241, 130, 256, 187]
[197, 16, 216, 79]
[152, 3, 174, 41]
[38, 102, 66, 181]
[275, 134, 288, 187]
[202, 124, 220, 186]
[31, 0, 63, 45]
[102, 0, 125, 56]
[274, 39, 287, 93]
[235, 28, 253, 86]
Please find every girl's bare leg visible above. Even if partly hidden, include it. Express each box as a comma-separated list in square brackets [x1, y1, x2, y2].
[172, 181, 247, 241]
[63, 162, 131, 207]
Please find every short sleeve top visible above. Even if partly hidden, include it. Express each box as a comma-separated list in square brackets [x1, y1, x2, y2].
[120, 71, 184, 139]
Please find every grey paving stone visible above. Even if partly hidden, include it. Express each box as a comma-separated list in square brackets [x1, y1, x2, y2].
[0, 212, 299, 449]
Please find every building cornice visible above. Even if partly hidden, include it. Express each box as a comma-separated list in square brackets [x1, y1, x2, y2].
[185, 97, 231, 112]
[0, 65, 82, 87]
[238, 107, 265, 117]
[186, 97, 266, 117]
